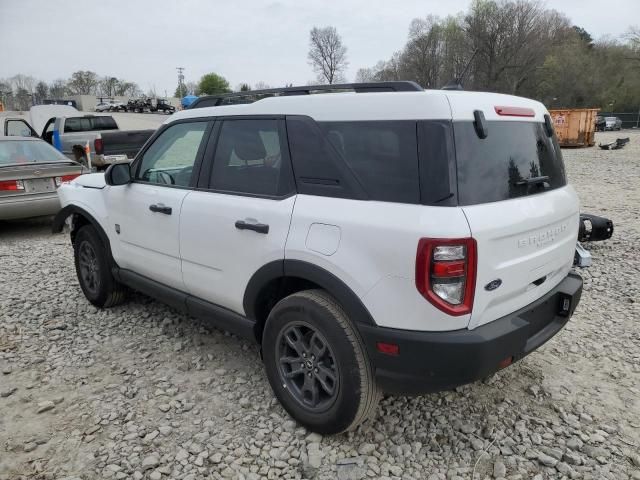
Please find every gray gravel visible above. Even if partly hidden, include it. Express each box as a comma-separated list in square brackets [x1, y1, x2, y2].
[1, 130, 639, 480]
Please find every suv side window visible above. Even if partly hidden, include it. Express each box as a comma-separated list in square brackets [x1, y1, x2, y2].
[137, 121, 208, 187]
[208, 119, 293, 196]
[319, 120, 420, 204]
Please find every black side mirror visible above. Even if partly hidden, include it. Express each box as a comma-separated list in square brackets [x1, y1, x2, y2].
[105, 163, 132, 186]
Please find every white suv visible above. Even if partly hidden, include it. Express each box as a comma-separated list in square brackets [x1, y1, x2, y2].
[53, 82, 583, 434]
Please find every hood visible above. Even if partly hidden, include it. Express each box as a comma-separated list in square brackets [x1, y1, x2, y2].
[74, 172, 106, 189]
[29, 105, 79, 135]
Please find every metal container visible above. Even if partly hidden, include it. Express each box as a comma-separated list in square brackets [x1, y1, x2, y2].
[549, 108, 599, 147]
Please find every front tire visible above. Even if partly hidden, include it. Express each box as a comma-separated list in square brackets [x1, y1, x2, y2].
[262, 290, 380, 434]
[74, 225, 126, 308]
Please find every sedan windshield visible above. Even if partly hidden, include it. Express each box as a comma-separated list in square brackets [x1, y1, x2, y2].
[0, 140, 73, 166]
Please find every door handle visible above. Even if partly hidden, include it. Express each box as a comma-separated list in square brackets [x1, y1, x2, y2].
[149, 203, 172, 215]
[235, 220, 269, 234]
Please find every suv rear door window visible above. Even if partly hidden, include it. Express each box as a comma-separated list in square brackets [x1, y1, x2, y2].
[209, 119, 293, 197]
[319, 121, 420, 204]
[454, 121, 566, 205]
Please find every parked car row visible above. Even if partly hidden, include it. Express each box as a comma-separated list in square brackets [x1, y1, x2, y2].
[1, 106, 154, 169]
[95, 101, 127, 112]
[95, 98, 175, 114]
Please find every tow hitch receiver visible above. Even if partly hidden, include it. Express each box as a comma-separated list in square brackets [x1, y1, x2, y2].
[574, 242, 592, 268]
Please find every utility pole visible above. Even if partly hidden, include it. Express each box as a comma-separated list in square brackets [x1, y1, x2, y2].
[176, 67, 185, 98]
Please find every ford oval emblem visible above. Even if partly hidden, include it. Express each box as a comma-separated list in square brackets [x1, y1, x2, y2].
[485, 279, 502, 291]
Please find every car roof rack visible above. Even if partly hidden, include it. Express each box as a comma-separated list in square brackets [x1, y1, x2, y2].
[187, 81, 423, 109]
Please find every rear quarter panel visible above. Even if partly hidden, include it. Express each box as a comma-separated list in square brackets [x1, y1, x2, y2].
[286, 195, 472, 331]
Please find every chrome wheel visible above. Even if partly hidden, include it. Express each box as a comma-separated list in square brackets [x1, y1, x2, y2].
[78, 241, 100, 295]
[276, 322, 339, 412]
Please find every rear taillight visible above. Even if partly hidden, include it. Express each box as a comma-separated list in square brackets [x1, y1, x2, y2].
[94, 137, 103, 155]
[54, 174, 80, 187]
[0, 180, 25, 191]
[416, 238, 477, 316]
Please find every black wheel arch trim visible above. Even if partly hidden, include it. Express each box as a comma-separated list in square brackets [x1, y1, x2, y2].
[243, 259, 376, 327]
[52, 205, 113, 259]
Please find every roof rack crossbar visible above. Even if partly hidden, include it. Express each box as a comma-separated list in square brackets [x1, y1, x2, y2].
[188, 81, 423, 109]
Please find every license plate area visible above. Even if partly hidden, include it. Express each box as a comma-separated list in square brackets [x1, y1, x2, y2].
[24, 178, 55, 193]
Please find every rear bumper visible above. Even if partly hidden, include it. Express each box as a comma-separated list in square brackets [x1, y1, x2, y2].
[0, 193, 60, 220]
[358, 272, 583, 395]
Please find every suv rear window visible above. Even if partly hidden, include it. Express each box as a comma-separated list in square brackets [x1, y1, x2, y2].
[319, 121, 420, 204]
[64, 116, 118, 133]
[454, 121, 566, 205]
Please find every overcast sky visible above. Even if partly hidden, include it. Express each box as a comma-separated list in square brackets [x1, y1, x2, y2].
[1, 0, 638, 95]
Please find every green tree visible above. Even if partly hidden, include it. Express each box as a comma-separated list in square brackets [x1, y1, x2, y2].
[239, 83, 251, 91]
[175, 83, 187, 98]
[198, 73, 231, 95]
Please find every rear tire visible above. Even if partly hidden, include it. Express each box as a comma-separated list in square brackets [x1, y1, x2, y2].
[74, 225, 126, 308]
[262, 289, 380, 434]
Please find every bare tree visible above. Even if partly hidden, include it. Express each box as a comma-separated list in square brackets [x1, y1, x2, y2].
[9, 74, 36, 95]
[34, 81, 48, 104]
[253, 81, 271, 90]
[100, 76, 119, 97]
[308, 26, 348, 84]
[49, 79, 68, 98]
[355, 67, 375, 83]
[67, 71, 99, 95]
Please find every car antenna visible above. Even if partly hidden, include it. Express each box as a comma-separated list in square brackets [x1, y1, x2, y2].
[442, 50, 478, 91]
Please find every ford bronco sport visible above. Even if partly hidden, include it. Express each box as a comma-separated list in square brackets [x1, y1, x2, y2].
[53, 82, 584, 434]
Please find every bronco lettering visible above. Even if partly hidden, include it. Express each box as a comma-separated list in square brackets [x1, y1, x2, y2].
[518, 224, 567, 248]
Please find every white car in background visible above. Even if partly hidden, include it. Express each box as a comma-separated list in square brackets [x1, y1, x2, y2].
[95, 102, 112, 112]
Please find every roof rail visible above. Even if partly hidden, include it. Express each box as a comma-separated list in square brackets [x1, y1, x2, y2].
[187, 81, 423, 109]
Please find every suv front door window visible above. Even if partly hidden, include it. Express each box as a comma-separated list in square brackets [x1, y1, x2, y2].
[137, 121, 208, 187]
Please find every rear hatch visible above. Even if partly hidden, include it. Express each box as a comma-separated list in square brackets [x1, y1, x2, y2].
[452, 105, 579, 329]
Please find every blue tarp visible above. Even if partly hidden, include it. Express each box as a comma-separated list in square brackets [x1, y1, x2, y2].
[181, 95, 198, 108]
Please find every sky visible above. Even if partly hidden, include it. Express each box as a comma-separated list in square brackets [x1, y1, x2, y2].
[1, 0, 638, 96]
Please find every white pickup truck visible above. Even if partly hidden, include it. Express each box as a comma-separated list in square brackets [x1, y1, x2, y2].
[0, 106, 154, 168]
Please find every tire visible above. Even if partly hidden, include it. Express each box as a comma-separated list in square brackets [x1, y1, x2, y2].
[262, 289, 380, 434]
[74, 225, 126, 308]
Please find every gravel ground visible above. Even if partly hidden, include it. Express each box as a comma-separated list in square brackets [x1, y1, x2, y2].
[1, 130, 639, 480]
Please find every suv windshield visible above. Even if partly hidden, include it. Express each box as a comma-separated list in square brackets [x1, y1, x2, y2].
[454, 121, 566, 205]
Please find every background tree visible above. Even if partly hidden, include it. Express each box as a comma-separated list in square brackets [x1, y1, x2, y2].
[67, 71, 99, 95]
[355, 67, 375, 83]
[238, 83, 251, 91]
[175, 83, 187, 98]
[100, 76, 119, 97]
[308, 26, 348, 84]
[253, 81, 271, 90]
[34, 81, 48, 104]
[49, 79, 69, 98]
[198, 73, 231, 95]
[185, 81, 199, 95]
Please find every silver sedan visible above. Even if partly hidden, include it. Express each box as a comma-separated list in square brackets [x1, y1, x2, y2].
[0, 137, 87, 220]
